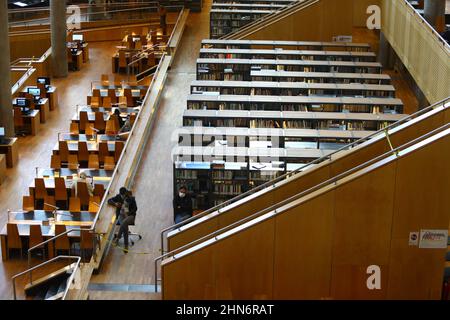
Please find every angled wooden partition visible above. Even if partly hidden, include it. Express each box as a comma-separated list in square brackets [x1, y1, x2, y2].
[162, 127, 450, 299]
[167, 101, 450, 251]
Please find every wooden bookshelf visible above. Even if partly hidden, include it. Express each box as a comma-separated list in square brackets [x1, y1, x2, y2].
[199, 48, 377, 62]
[250, 70, 392, 84]
[191, 80, 396, 97]
[201, 39, 372, 51]
[186, 94, 404, 113]
[197, 58, 383, 81]
[182, 109, 406, 131]
[210, 9, 277, 38]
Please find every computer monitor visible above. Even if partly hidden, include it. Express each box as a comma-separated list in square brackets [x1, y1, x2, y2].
[16, 98, 29, 108]
[0, 127, 5, 138]
[73, 34, 84, 42]
[28, 87, 41, 97]
[37, 77, 50, 86]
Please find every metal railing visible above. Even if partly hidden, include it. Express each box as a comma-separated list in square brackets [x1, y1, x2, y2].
[12, 256, 81, 300]
[8, 2, 180, 28]
[154, 119, 450, 292]
[159, 96, 450, 255]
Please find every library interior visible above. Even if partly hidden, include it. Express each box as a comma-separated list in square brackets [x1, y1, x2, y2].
[0, 0, 449, 301]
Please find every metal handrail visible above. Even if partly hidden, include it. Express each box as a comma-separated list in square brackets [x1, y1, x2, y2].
[25, 54, 167, 275]
[154, 121, 450, 292]
[159, 96, 450, 254]
[12, 256, 81, 300]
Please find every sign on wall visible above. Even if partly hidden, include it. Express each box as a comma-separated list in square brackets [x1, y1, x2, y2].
[418, 230, 448, 249]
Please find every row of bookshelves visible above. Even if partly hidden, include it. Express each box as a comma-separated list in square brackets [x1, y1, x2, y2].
[199, 48, 377, 62]
[210, 9, 276, 38]
[197, 59, 383, 81]
[201, 39, 372, 52]
[250, 70, 392, 85]
[186, 94, 404, 114]
[190, 80, 396, 97]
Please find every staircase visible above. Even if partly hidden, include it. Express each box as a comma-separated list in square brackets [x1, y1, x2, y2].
[11, 256, 81, 300]
[159, 119, 450, 299]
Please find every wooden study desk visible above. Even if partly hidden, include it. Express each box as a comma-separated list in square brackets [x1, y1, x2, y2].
[21, 86, 59, 111]
[0, 137, 19, 168]
[13, 97, 49, 124]
[71, 112, 111, 123]
[0, 210, 95, 261]
[21, 109, 40, 136]
[92, 84, 149, 91]
[78, 106, 139, 115]
[0, 155, 6, 184]
[112, 49, 140, 73]
[59, 133, 126, 143]
[52, 141, 117, 154]
[37, 168, 114, 179]
[29, 177, 110, 197]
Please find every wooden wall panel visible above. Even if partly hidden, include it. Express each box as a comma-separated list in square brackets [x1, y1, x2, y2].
[331, 162, 397, 299]
[215, 219, 275, 299]
[387, 134, 450, 299]
[162, 245, 216, 300]
[9, 33, 50, 62]
[245, 0, 354, 42]
[273, 191, 334, 299]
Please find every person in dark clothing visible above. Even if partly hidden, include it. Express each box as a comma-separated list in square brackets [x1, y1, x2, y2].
[108, 187, 128, 219]
[113, 190, 138, 253]
[173, 186, 193, 224]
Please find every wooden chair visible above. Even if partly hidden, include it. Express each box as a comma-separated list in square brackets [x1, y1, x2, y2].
[68, 154, 79, 170]
[54, 177, 68, 209]
[94, 112, 106, 132]
[114, 75, 122, 86]
[29, 225, 45, 259]
[105, 119, 117, 135]
[88, 154, 100, 169]
[98, 142, 109, 164]
[91, 96, 101, 108]
[92, 89, 101, 97]
[118, 51, 127, 73]
[14, 107, 26, 135]
[78, 141, 90, 165]
[54, 224, 71, 255]
[50, 155, 61, 171]
[79, 111, 89, 133]
[58, 141, 70, 165]
[34, 178, 47, 209]
[85, 126, 95, 136]
[147, 52, 156, 68]
[118, 96, 127, 107]
[101, 74, 110, 86]
[79, 229, 94, 262]
[93, 184, 105, 199]
[103, 156, 116, 170]
[70, 123, 79, 134]
[69, 197, 81, 212]
[43, 195, 56, 211]
[77, 182, 91, 210]
[23, 196, 35, 211]
[6, 223, 23, 259]
[88, 196, 101, 213]
[114, 141, 124, 163]
[102, 96, 112, 108]
[123, 88, 134, 107]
